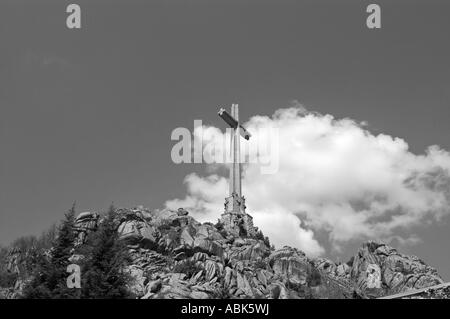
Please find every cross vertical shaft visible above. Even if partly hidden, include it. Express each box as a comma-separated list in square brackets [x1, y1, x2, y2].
[218, 103, 255, 237]
[230, 103, 242, 197]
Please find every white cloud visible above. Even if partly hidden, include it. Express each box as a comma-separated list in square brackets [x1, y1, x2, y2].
[166, 103, 450, 257]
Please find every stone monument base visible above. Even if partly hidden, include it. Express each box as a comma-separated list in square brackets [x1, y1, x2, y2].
[220, 211, 256, 238]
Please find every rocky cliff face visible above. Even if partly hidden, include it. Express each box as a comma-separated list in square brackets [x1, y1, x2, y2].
[1, 206, 446, 299]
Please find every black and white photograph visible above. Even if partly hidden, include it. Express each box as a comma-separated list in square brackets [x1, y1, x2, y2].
[1, 0, 450, 308]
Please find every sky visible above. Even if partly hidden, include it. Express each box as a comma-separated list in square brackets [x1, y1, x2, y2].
[1, 0, 450, 278]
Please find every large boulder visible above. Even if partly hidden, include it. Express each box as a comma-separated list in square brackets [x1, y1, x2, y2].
[156, 221, 224, 257]
[314, 258, 337, 275]
[152, 209, 225, 256]
[313, 258, 351, 279]
[192, 235, 224, 258]
[336, 263, 351, 278]
[268, 246, 310, 287]
[124, 265, 147, 296]
[228, 238, 270, 261]
[179, 223, 225, 257]
[117, 211, 158, 249]
[151, 208, 199, 229]
[269, 282, 292, 299]
[350, 241, 443, 297]
[74, 212, 99, 245]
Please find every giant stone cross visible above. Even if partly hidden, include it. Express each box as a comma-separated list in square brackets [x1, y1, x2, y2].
[218, 104, 255, 237]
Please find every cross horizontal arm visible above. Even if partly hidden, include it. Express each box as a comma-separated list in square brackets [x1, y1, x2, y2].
[239, 125, 251, 140]
[218, 108, 238, 128]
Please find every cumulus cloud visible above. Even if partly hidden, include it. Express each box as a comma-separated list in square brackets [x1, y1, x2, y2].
[166, 102, 450, 257]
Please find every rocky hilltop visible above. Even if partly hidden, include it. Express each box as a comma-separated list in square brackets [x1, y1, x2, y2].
[1, 206, 447, 299]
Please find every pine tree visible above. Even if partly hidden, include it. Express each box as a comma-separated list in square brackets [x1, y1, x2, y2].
[20, 252, 55, 298]
[50, 202, 79, 298]
[22, 203, 79, 299]
[80, 205, 133, 298]
[52, 203, 76, 263]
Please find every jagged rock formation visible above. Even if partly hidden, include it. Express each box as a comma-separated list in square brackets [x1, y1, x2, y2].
[74, 212, 100, 246]
[109, 207, 446, 299]
[349, 241, 443, 297]
[0, 206, 446, 299]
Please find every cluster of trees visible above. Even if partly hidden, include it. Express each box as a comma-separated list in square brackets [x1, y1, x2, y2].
[0, 245, 17, 288]
[10, 225, 57, 253]
[254, 229, 272, 249]
[0, 222, 59, 289]
[2, 204, 134, 299]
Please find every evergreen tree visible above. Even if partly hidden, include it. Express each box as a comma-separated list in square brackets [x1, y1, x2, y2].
[52, 202, 76, 263]
[20, 252, 55, 298]
[22, 203, 79, 299]
[49, 202, 79, 298]
[80, 205, 133, 298]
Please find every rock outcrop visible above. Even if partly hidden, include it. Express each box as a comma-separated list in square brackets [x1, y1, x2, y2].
[117, 209, 158, 249]
[1, 206, 446, 299]
[74, 212, 99, 246]
[350, 241, 443, 297]
[113, 208, 367, 299]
